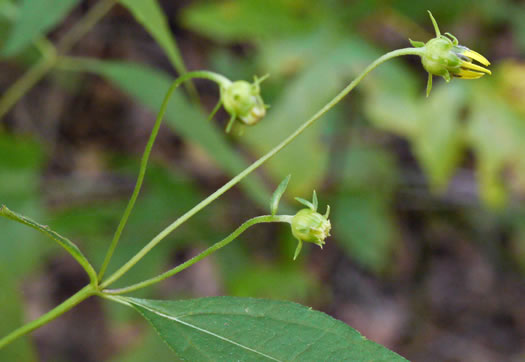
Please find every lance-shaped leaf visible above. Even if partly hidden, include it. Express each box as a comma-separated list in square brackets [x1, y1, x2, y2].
[270, 174, 290, 216]
[0, 205, 97, 283]
[2, 0, 79, 56]
[120, 0, 189, 78]
[124, 296, 406, 361]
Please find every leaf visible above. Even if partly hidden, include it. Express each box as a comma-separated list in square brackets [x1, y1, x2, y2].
[334, 145, 399, 273]
[412, 83, 465, 190]
[465, 84, 525, 207]
[270, 174, 290, 215]
[0, 205, 97, 283]
[125, 296, 406, 361]
[0, 133, 51, 276]
[181, 0, 320, 43]
[0, 271, 37, 362]
[226, 264, 323, 302]
[333, 192, 398, 274]
[120, 0, 188, 75]
[86, 60, 270, 207]
[2, 0, 79, 56]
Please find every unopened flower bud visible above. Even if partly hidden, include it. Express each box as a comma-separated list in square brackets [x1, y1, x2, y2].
[291, 208, 331, 247]
[220, 75, 269, 132]
[290, 191, 331, 260]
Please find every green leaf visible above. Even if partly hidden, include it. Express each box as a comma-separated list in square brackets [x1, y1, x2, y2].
[334, 193, 398, 274]
[465, 84, 525, 207]
[0, 133, 51, 276]
[270, 174, 290, 215]
[227, 263, 323, 302]
[0, 271, 37, 362]
[0, 205, 97, 283]
[2, 0, 79, 56]
[181, 0, 320, 43]
[120, 0, 188, 76]
[86, 60, 270, 207]
[125, 296, 406, 361]
[413, 83, 465, 190]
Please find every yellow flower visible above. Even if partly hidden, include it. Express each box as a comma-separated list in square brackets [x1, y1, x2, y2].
[410, 11, 491, 96]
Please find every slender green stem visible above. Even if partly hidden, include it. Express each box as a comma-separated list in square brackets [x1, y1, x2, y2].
[97, 71, 232, 281]
[103, 215, 292, 294]
[0, 56, 55, 120]
[0, 285, 95, 349]
[0, 0, 118, 120]
[166, 38, 200, 105]
[100, 47, 423, 289]
[57, 0, 118, 54]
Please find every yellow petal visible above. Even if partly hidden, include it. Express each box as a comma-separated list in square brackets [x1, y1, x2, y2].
[460, 60, 492, 75]
[461, 49, 491, 66]
[455, 69, 485, 79]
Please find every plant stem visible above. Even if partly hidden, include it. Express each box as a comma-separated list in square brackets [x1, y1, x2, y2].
[0, 56, 55, 120]
[57, 0, 118, 54]
[0, 0, 117, 121]
[0, 285, 95, 350]
[103, 215, 292, 294]
[97, 71, 231, 281]
[101, 47, 423, 289]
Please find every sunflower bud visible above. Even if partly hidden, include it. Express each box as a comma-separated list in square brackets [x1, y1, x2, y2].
[220, 75, 269, 133]
[411, 11, 491, 96]
[290, 191, 331, 260]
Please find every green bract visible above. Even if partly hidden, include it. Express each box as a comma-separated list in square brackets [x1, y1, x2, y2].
[411, 11, 491, 96]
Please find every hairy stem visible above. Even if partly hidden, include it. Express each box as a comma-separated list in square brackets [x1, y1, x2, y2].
[104, 215, 292, 294]
[101, 47, 423, 289]
[0, 285, 95, 349]
[97, 71, 231, 281]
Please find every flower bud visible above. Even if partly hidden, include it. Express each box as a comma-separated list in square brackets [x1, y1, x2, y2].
[291, 208, 331, 247]
[220, 75, 268, 132]
[411, 11, 491, 96]
[290, 191, 331, 260]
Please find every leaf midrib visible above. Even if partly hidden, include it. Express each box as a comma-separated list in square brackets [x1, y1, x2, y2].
[133, 301, 283, 362]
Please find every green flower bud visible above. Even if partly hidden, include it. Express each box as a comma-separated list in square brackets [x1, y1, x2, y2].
[291, 208, 331, 246]
[411, 11, 491, 97]
[220, 75, 269, 133]
[290, 191, 331, 260]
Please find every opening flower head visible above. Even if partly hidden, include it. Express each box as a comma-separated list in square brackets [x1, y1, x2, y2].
[220, 74, 270, 133]
[410, 11, 491, 97]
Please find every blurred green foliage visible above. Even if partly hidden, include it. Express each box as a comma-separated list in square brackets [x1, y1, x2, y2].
[1, 0, 525, 359]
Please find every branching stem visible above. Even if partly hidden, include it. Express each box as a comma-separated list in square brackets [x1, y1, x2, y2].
[97, 71, 231, 281]
[104, 215, 292, 295]
[100, 47, 423, 289]
[0, 285, 95, 349]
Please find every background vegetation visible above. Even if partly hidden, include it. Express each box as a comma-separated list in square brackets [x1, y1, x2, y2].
[1, 0, 524, 360]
